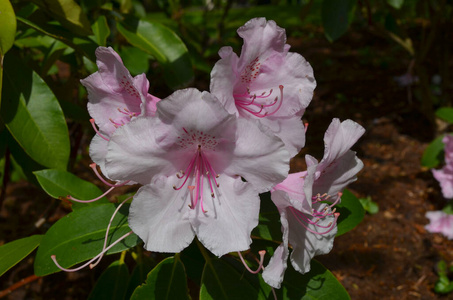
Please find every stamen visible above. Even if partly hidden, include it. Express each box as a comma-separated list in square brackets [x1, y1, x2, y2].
[90, 119, 109, 141]
[237, 250, 266, 274]
[290, 207, 340, 235]
[51, 231, 134, 272]
[88, 196, 132, 268]
[233, 85, 284, 118]
[67, 186, 115, 203]
[89, 163, 130, 187]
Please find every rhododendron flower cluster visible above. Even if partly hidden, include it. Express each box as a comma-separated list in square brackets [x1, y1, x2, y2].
[54, 18, 365, 289]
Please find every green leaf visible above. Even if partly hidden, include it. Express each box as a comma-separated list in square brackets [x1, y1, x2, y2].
[387, 0, 404, 9]
[421, 135, 445, 168]
[120, 46, 151, 76]
[200, 257, 267, 300]
[336, 189, 365, 236]
[253, 192, 283, 242]
[358, 196, 379, 215]
[125, 257, 155, 300]
[0, 235, 43, 277]
[130, 255, 190, 300]
[321, 0, 356, 42]
[33, 169, 109, 210]
[34, 203, 139, 276]
[32, 0, 92, 36]
[0, 0, 16, 57]
[88, 259, 130, 300]
[1, 53, 70, 170]
[17, 16, 97, 61]
[278, 260, 350, 299]
[90, 15, 110, 46]
[117, 19, 193, 90]
[436, 107, 453, 124]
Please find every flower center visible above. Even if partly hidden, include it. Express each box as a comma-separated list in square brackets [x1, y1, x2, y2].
[289, 192, 341, 235]
[173, 128, 220, 213]
[235, 57, 284, 118]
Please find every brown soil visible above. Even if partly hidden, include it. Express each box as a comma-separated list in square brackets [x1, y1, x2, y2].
[1, 28, 453, 300]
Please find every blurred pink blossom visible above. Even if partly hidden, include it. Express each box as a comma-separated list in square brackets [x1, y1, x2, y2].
[425, 210, 453, 239]
[432, 135, 453, 199]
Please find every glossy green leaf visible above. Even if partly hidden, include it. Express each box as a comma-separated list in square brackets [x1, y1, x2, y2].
[120, 46, 151, 76]
[117, 19, 193, 89]
[436, 107, 453, 124]
[33, 0, 92, 36]
[321, 0, 356, 42]
[88, 260, 130, 300]
[1, 53, 70, 170]
[336, 189, 365, 236]
[387, 0, 404, 9]
[278, 260, 350, 299]
[125, 257, 155, 300]
[421, 135, 445, 168]
[0, 0, 16, 57]
[130, 255, 190, 300]
[200, 257, 267, 300]
[33, 169, 109, 210]
[91, 15, 110, 46]
[34, 203, 139, 276]
[17, 16, 97, 61]
[253, 192, 282, 242]
[0, 235, 43, 277]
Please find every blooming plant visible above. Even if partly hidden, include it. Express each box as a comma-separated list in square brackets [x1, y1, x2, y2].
[0, 3, 366, 298]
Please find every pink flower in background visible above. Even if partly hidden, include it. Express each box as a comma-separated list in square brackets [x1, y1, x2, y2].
[104, 88, 290, 256]
[432, 135, 453, 199]
[262, 119, 365, 288]
[210, 18, 316, 156]
[425, 211, 453, 240]
[81, 47, 160, 173]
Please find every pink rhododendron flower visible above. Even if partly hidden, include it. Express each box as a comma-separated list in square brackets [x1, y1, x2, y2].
[262, 119, 365, 288]
[432, 135, 453, 199]
[104, 88, 290, 256]
[425, 210, 453, 240]
[210, 18, 316, 156]
[81, 47, 160, 173]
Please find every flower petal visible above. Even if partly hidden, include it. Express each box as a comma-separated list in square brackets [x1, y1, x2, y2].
[272, 172, 310, 214]
[188, 175, 260, 257]
[313, 150, 364, 196]
[82, 47, 150, 135]
[259, 115, 306, 157]
[89, 134, 108, 174]
[287, 203, 337, 274]
[318, 119, 365, 172]
[105, 117, 182, 184]
[128, 175, 195, 253]
[262, 204, 290, 289]
[236, 18, 286, 69]
[224, 118, 290, 193]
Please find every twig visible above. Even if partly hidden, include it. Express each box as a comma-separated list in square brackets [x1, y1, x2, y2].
[0, 274, 40, 298]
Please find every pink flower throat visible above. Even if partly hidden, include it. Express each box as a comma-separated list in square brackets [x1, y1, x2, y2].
[235, 57, 284, 118]
[173, 128, 220, 213]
